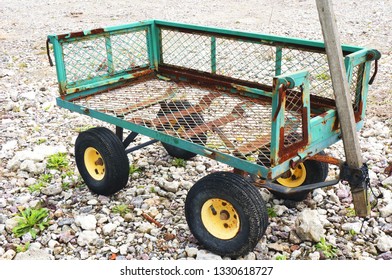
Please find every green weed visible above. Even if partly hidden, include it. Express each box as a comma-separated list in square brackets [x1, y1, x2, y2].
[112, 204, 131, 217]
[345, 207, 356, 217]
[12, 208, 50, 238]
[171, 158, 186, 168]
[39, 173, 53, 183]
[28, 181, 45, 193]
[275, 254, 287, 260]
[36, 138, 47, 145]
[314, 237, 337, 259]
[267, 207, 277, 218]
[16, 242, 30, 253]
[129, 164, 142, 175]
[74, 125, 95, 133]
[46, 153, 69, 171]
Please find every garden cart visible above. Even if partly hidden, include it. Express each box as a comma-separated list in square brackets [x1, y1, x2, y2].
[47, 19, 380, 257]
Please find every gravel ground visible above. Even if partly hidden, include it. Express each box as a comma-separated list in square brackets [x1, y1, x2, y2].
[0, 0, 391, 260]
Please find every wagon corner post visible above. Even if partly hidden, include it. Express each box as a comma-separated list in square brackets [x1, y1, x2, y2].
[315, 0, 370, 217]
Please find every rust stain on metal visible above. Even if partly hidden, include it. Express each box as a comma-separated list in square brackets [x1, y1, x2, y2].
[308, 154, 342, 166]
[57, 28, 105, 40]
[158, 65, 273, 94]
[236, 137, 271, 154]
[272, 85, 285, 122]
[110, 85, 174, 115]
[90, 28, 105, 35]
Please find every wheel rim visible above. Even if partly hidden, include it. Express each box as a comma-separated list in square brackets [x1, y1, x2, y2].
[201, 198, 240, 240]
[84, 147, 105, 180]
[276, 163, 306, 187]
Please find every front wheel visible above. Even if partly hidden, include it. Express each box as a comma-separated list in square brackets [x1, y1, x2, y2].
[185, 172, 268, 258]
[75, 127, 129, 196]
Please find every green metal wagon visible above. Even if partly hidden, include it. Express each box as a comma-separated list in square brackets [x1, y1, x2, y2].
[47, 20, 380, 257]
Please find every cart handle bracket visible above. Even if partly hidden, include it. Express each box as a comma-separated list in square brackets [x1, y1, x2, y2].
[339, 162, 370, 190]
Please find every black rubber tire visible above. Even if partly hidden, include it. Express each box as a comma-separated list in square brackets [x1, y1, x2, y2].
[75, 127, 129, 196]
[185, 171, 268, 258]
[272, 151, 329, 201]
[157, 100, 207, 160]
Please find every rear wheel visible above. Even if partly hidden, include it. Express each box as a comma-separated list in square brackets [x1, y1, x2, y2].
[157, 100, 207, 160]
[75, 127, 129, 196]
[273, 151, 329, 201]
[185, 172, 268, 258]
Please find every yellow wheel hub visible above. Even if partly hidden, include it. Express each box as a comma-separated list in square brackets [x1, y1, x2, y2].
[201, 198, 240, 240]
[277, 162, 306, 188]
[84, 147, 105, 181]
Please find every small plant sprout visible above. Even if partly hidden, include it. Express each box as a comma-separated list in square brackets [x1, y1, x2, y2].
[39, 173, 53, 183]
[129, 163, 142, 175]
[46, 152, 69, 171]
[12, 208, 51, 238]
[16, 242, 30, 253]
[267, 207, 277, 218]
[314, 237, 337, 259]
[275, 254, 287, 260]
[171, 158, 186, 168]
[28, 181, 45, 193]
[112, 204, 131, 217]
[345, 207, 356, 217]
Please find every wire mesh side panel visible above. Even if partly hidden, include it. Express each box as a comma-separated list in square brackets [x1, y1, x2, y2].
[350, 64, 365, 113]
[280, 49, 333, 100]
[215, 38, 276, 84]
[160, 29, 211, 72]
[111, 31, 150, 72]
[61, 29, 149, 88]
[283, 88, 304, 148]
[62, 37, 108, 83]
[72, 78, 275, 167]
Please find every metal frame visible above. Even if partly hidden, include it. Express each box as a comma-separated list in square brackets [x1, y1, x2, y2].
[47, 20, 379, 189]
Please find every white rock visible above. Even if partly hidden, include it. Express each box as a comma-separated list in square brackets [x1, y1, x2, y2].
[309, 251, 320, 260]
[382, 177, 392, 187]
[119, 244, 128, 255]
[295, 209, 325, 242]
[313, 188, 326, 197]
[376, 235, 392, 252]
[41, 185, 63, 196]
[77, 230, 99, 246]
[80, 250, 89, 260]
[75, 215, 97, 230]
[14, 248, 53, 260]
[0, 249, 16, 260]
[87, 199, 98, 205]
[161, 181, 180, 193]
[137, 222, 154, 234]
[0, 247, 4, 257]
[48, 240, 59, 249]
[0, 198, 7, 208]
[380, 188, 392, 201]
[185, 247, 198, 257]
[196, 250, 222, 260]
[274, 205, 288, 216]
[5, 216, 23, 233]
[102, 223, 117, 236]
[342, 222, 362, 234]
[20, 91, 36, 100]
[195, 164, 206, 173]
[20, 160, 39, 174]
[244, 252, 256, 260]
[379, 203, 392, 218]
[2, 140, 18, 151]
